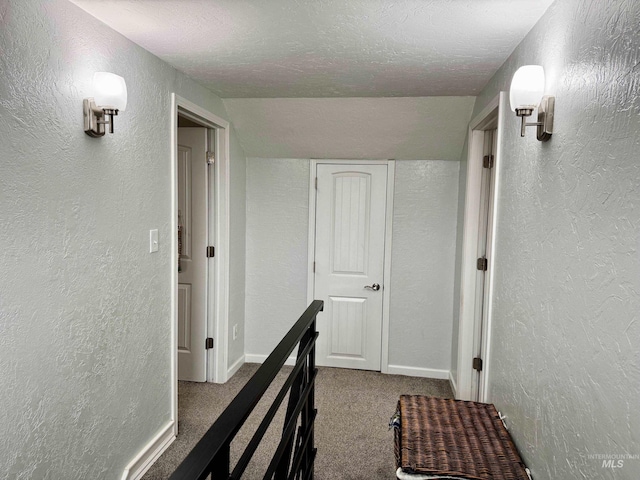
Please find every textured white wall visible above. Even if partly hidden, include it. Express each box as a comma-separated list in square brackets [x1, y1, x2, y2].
[389, 161, 460, 372]
[228, 131, 247, 366]
[245, 159, 459, 376]
[244, 159, 310, 357]
[0, 0, 245, 477]
[223, 97, 475, 160]
[450, 137, 469, 390]
[472, 1, 640, 478]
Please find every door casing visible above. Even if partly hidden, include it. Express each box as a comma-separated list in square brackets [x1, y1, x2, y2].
[170, 94, 231, 434]
[456, 92, 505, 402]
[306, 159, 395, 373]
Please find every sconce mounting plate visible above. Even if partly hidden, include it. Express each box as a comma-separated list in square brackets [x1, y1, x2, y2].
[537, 95, 554, 142]
[84, 98, 105, 137]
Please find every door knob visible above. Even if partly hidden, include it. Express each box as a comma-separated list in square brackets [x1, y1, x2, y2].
[364, 283, 381, 291]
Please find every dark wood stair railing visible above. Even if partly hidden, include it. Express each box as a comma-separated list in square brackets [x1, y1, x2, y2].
[170, 300, 324, 480]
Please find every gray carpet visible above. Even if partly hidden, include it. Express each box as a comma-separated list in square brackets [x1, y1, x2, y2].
[143, 364, 453, 479]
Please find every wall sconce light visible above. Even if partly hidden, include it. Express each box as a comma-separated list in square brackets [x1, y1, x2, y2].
[509, 65, 554, 142]
[83, 72, 127, 137]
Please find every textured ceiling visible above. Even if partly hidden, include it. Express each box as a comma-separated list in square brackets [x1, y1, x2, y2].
[69, 0, 554, 98]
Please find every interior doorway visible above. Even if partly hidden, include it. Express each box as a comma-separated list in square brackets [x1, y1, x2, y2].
[457, 93, 505, 402]
[170, 94, 232, 440]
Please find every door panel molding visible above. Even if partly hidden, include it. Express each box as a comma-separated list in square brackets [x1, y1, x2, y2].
[177, 146, 192, 260]
[177, 284, 192, 352]
[328, 296, 366, 358]
[307, 159, 395, 373]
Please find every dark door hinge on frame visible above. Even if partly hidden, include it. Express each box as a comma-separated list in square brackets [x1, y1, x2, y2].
[206, 338, 214, 349]
[206, 246, 215, 257]
[477, 257, 488, 271]
[483, 155, 494, 169]
[473, 357, 483, 371]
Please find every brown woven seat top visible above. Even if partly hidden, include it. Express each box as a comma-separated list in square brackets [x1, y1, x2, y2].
[395, 395, 529, 480]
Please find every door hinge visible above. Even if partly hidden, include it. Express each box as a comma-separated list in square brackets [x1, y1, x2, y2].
[314, 177, 318, 190]
[477, 257, 488, 271]
[483, 155, 494, 169]
[473, 357, 483, 371]
[205, 337, 214, 349]
[207, 151, 215, 165]
[313, 261, 316, 273]
[206, 246, 215, 257]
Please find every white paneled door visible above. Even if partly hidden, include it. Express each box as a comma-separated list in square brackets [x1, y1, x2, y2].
[314, 164, 388, 370]
[177, 128, 208, 382]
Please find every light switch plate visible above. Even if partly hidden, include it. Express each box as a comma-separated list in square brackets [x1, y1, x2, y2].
[149, 229, 159, 253]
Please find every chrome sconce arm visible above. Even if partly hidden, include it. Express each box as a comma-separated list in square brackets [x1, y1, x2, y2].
[514, 95, 554, 142]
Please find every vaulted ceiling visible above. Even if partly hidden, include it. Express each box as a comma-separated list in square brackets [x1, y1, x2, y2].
[69, 0, 554, 98]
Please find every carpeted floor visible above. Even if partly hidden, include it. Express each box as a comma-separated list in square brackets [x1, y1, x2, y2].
[143, 364, 453, 479]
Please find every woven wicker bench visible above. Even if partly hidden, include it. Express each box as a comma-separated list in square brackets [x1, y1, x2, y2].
[394, 395, 531, 480]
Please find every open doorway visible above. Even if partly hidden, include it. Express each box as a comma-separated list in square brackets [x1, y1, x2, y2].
[456, 93, 506, 402]
[170, 95, 231, 438]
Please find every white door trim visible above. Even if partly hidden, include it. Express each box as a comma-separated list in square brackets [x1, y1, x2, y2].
[456, 93, 505, 401]
[171, 94, 231, 391]
[306, 159, 395, 373]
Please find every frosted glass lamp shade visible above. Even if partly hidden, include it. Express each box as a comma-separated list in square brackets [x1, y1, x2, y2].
[84, 72, 128, 137]
[509, 65, 545, 112]
[92, 72, 127, 111]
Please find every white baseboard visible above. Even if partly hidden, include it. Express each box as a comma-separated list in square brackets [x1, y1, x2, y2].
[386, 364, 450, 380]
[245, 353, 297, 366]
[227, 354, 245, 378]
[121, 421, 175, 480]
[449, 371, 458, 397]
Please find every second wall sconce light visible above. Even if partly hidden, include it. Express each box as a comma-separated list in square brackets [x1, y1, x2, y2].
[83, 72, 127, 137]
[509, 65, 554, 142]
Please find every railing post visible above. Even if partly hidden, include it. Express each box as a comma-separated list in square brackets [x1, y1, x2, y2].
[209, 444, 230, 480]
[302, 318, 316, 479]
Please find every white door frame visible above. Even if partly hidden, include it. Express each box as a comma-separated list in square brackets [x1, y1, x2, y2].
[306, 159, 395, 373]
[456, 93, 505, 402]
[170, 94, 231, 431]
